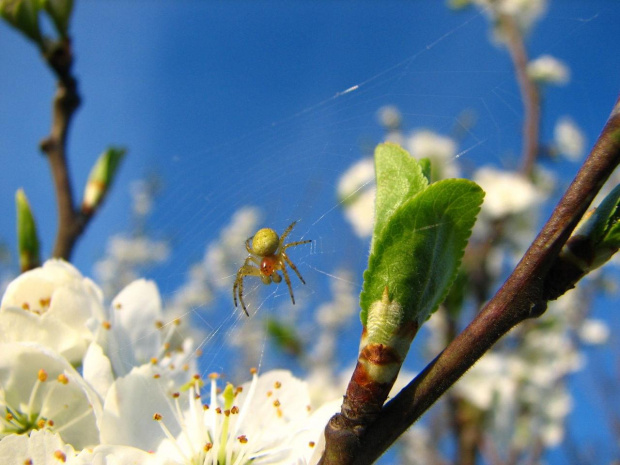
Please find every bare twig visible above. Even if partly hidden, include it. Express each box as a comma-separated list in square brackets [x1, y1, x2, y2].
[499, 14, 541, 178]
[38, 38, 90, 262]
[322, 96, 620, 464]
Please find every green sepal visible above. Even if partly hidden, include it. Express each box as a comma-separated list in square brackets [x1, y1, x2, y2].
[372, 143, 428, 252]
[15, 188, 41, 271]
[360, 178, 484, 326]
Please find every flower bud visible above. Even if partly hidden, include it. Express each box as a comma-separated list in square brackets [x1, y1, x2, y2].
[39, 0, 73, 37]
[0, 0, 43, 44]
[15, 188, 41, 272]
[81, 147, 126, 214]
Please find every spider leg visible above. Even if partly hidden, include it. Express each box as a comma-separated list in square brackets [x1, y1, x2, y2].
[282, 252, 307, 284]
[279, 221, 298, 244]
[279, 263, 296, 305]
[245, 237, 254, 254]
[233, 258, 262, 316]
[282, 239, 312, 251]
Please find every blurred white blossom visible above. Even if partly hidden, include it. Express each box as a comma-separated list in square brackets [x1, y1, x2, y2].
[457, 0, 548, 33]
[130, 179, 156, 217]
[94, 177, 170, 297]
[474, 166, 542, 219]
[95, 235, 170, 297]
[578, 318, 610, 345]
[377, 105, 402, 131]
[406, 129, 459, 179]
[554, 116, 586, 160]
[338, 157, 376, 238]
[527, 54, 570, 85]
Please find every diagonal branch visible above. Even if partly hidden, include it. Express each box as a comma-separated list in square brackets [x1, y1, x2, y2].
[341, 95, 620, 464]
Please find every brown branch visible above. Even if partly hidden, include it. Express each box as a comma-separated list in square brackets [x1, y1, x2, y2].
[499, 14, 541, 178]
[325, 95, 620, 464]
[38, 38, 89, 262]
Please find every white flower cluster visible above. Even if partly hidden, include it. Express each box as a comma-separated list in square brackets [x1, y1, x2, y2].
[0, 260, 335, 464]
[527, 55, 570, 85]
[466, 0, 548, 34]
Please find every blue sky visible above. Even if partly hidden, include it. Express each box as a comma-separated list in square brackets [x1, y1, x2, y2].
[1, 1, 619, 462]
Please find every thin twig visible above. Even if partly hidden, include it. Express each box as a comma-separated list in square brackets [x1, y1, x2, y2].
[38, 38, 89, 261]
[499, 14, 541, 177]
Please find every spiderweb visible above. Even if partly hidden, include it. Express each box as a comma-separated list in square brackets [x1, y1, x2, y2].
[0, 1, 617, 462]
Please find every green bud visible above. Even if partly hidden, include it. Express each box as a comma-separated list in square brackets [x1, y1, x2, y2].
[571, 184, 620, 269]
[0, 0, 43, 44]
[556, 184, 620, 276]
[39, 0, 73, 37]
[16, 188, 41, 272]
[265, 317, 303, 357]
[81, 147, 126, 214]
[448, 0, 472, 10]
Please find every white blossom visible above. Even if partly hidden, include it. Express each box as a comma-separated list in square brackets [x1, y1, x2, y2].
[554, 116, 586, 160]
[101, 366, 338, 464]
[471, 0, 548, 33]
[527, 54, 570, 85]
[0, 260, 105, 364]
[76, 444, 163, 465]
[406, 129, 459, 179]
[338, 157, 376, 238]
[376, 105, 402, 131]
[0, 430, 79, 465]
[0, 343, 102, 450]
[455, 352, 518, 410]
[474, 166, 542, 219]
[89, 279, 197, 386]
[578, 318, 610, 345]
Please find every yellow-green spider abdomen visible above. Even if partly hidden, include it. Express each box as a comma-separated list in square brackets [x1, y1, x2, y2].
[252, 228, 279, 256]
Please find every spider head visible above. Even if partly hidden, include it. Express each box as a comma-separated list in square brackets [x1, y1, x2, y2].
[252, 228, 279, 256]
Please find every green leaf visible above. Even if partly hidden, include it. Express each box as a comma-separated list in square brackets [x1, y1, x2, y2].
[360, 179, 484, 325]
[372, 143, 428, 251]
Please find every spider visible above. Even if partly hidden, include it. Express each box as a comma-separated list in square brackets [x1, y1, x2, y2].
[233, 221, 311, 316]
